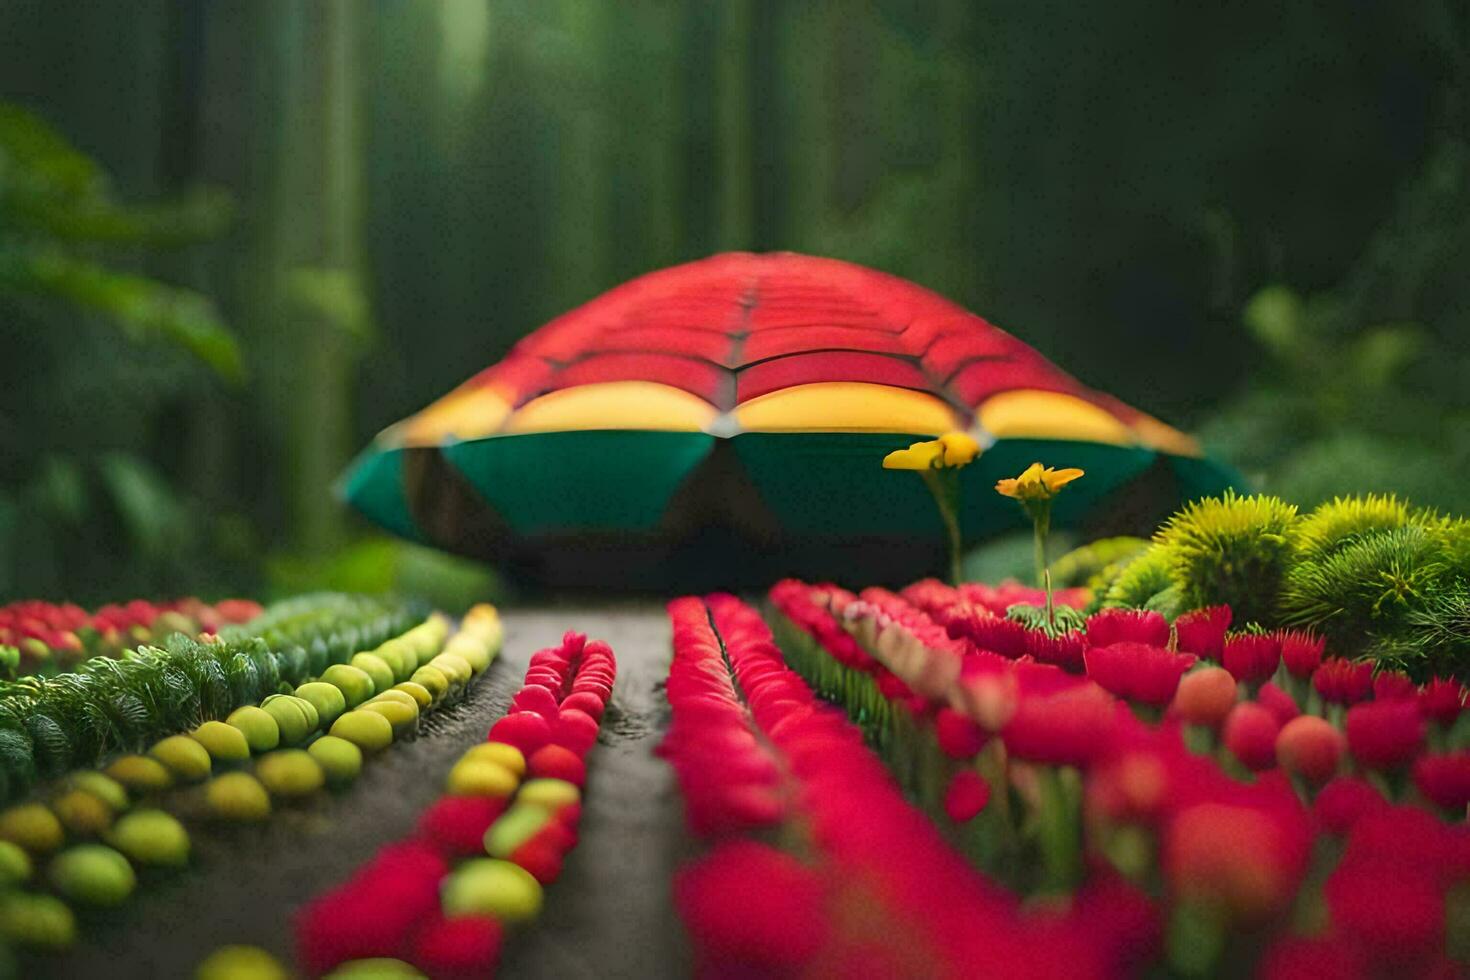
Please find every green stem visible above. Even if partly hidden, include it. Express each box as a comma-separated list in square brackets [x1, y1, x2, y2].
[1036, 765, 1083, 893]
[923, 468, 965, 586]
[1032, 504, 1053, 629]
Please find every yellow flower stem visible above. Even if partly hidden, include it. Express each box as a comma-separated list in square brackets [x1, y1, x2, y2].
[920, 467, 964, 586]
[1031, 502, 1054, 630]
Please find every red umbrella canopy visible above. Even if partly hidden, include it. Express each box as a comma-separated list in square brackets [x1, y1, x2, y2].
[344, 252, 1236, 587]
[387, 252, 1196, 450]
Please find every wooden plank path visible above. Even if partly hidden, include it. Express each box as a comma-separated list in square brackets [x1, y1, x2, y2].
[34, 606, 691, 979]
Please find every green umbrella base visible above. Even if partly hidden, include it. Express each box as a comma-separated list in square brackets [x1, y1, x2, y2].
[341, 433, 1241, 591]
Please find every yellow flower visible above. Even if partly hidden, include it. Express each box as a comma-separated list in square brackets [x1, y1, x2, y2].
[995, 462, 1084, 501]
[883, 432, 981, 471]
[883, 440, 943, 470]
[938, 432, 981, 467]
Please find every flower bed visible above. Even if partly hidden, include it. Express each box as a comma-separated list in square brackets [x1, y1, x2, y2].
[295, 628, 614, 978]
[769, 578, 1470, 976]
[662, 593, 1123, 977]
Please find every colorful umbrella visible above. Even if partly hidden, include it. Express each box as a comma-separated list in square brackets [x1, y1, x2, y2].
[342, 252, 1239, 587]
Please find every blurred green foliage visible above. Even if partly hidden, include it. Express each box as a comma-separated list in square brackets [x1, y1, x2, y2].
[1201, 138, 1470, 513]
[0, 0, 1467, 604]
[0, 102, 250, 601]
[265, 539, 506, 617]
[0, 103, 239, 378]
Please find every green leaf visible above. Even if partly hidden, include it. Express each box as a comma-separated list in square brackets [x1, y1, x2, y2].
[1242, 285, 1305, 359]
[0, 248, 244, 381]
[97, 452, 187, 559]
[6, 185, 234, 246]
[1346, 323, 1426, 390]
[0, 102, 104, 201]
[32, 455, 88, 526]
[286, 266, 376, 345]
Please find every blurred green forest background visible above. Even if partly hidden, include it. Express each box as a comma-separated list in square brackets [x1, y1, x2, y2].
[1, 0, 1467, 605]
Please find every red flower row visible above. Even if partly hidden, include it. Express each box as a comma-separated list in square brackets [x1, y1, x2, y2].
[0, 596, 261, 663]
[664, 593, 1119, 978]
[295, 630, 615, 979]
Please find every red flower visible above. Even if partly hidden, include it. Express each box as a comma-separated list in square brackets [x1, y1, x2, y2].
[1276, 630, 1325, 679]
[412, 914, 503, 980]
[674, 840, 828, 970]
[510, 839, 565, 885]
[1345, 701, 1424, 770]
[1411, 752, 1470, 812]
[1173, 605, 1232, 661]
[509, 684, 561, 721]
[967, 614, 1031, 659]
[1221, 633, 1280, 685]
[1171, 667, 1237, 728]
[1223, 703, 1280, 771]
[1085, 643, 1196, 706]
[1418, 677, 1467, 727]
[488, 711, 553, 756]
[1313, 777, 1387, 835]
[295, 843, 447, 974]
[1372, 670, 1417, 701]
[934, 707, 987, 759]
[1312, 659, 1374, 706]
[1258, 936, 1366, 980]
[1002, 683, 1118, 766]
[1256, 682, 1301, 726]
[1018, 628, 1084, 673]
[560, 690, 606, 721]
[1084, 608, 1170, 649]
[417, 796, 508, 856]
[1326, 865, 1445, 964]
[1061, 873, 1161, 975]
[943, 769, 990, 822]
[528, 744, 587, 787]
[553, 707, 600, 756]
[1164, 802, 1309, 921]
[1275, 716, 1345, 785]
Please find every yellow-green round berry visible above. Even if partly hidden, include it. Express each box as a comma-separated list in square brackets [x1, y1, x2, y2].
[295, 682, 348, 726]
[226, 706, 280, 754]
[196, 944, 290, 980]
[441, 858, 542, 924]
[107, 809, 190, 868]
[321, 665, 376, 708]
[50, 844, 136, 907]
[105, 754, 174, 793]
[0, 803, 65, 854]
[205, 773, 271, 822]
[0, 892, 75, 949]
[307, 735, 363, 788]
[151, 734, 214, 782]
[329, 710, 393, 753]
[255, 750, 325, 798]
[193, 720, 252, 764]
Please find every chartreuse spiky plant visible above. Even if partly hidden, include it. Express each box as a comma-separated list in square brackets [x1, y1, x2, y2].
[1435, 516, 1470, 579]
[1100, 544, 1176, 612]
[1051, 536, 1149, 589]
[1280, 524, 1458, 660]
[1292, 493, 1422, 565]
[1155, 491, 1300, 627]
[1397, 582, 1470, 680]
